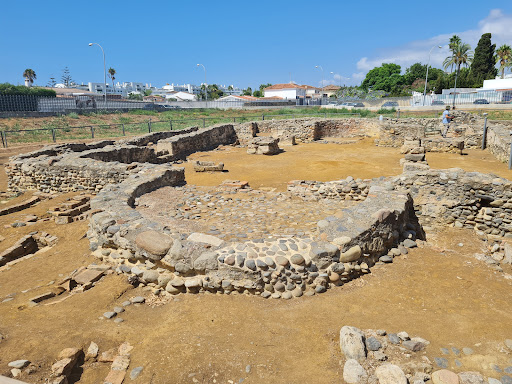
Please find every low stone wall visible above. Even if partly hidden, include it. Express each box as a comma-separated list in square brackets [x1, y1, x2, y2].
[486, 122, 512, 163]
[156, 124, 238, 160]
[376, 112, 485, 150]
[287, 177, 370, 201]
[5, 126, 236, 193]
[235, 118, 377, 145]
[86, 164, 422, 298]
[255, 118, 318, 142]
[6, 155, 130, 194]
[392, 168, 512, 240]
[421, 137, 464, 153]
[376, 118, 436, 147]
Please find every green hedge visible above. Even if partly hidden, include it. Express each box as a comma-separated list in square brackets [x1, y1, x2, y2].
[0, 83, 56, 97]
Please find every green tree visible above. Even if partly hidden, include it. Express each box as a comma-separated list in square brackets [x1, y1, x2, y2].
[144, 89, 152, 96]
[496, 44, 512, 79]
[242, 87, 252, 96]
[259, 83, 272, 93]
[227, 85, 233, 91]
[128, 93, 143, 100]
[207, 84, 223, 99]
[23, 69, 36, 86]
[404, 63, 443, 86]
[360, 63, 403, 95]
[404, 63, 427, 85]
[470, 33, 497, 86]
[61, 67, 74, 87]
[335, 86, 384, 99]
[253, 90, 263, 97]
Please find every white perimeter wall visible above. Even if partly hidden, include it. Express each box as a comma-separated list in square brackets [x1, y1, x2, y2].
[264, 89, 304, 99]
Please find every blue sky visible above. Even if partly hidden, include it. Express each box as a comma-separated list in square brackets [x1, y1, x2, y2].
[1, 1, 512, 89]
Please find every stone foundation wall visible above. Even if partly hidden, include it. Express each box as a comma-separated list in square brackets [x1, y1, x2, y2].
[287, 177, 371, 201]
[421, 137, 464, 153]
[486, 122, 512, 163]
[256, 118, 318, 142]
[5, 126, 237, 193]
[156, 124, 238, 160]
[6, 153, 131, 194]
[87, 167, 422, 298]
[392, 168, 512, 240]
[376, 112, 486, 150]
[233, 118, 378, 146]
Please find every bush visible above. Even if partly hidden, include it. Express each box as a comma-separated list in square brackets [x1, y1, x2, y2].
[0, 83, 56, 97]
[377, 107, 396, 114]
[68, 112, 79, 119]
[128, 109, 157, 116]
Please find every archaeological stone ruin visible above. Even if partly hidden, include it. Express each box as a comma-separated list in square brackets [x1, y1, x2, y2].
[5, 115, 512, 300]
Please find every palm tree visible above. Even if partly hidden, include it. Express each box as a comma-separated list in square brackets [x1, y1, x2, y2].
[23, 68, 36, 87]
[448, 35, 461, 73]
[443, 41, 473, 108]
[108, 67, 116, 94]
[496, 44, 512, 79]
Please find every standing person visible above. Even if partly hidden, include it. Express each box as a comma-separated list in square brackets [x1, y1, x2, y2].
[442, 106, 454, 137]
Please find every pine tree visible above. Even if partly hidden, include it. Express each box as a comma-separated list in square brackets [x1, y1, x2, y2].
[470, 33, 497, 87]
[61, 67, 74, 87]
[47, 77, 57, 87]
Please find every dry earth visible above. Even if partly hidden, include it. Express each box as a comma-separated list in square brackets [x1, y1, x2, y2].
[0, 140, 512, 383]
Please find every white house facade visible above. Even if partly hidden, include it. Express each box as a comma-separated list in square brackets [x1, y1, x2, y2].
[264, 83, 306, 99]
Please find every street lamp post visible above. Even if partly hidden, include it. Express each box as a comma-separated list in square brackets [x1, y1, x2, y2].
[423, 45, 442, 106]
[88, 42, 107, 106]
[315, 65, 324, 105]
[196, 64, 207, 102]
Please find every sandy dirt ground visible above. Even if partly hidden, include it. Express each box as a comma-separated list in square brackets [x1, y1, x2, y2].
[183, 138, 512, 191]
[0, 140, 512, 383]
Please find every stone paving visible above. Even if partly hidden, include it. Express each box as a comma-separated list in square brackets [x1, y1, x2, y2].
[136, 185, 354, 242]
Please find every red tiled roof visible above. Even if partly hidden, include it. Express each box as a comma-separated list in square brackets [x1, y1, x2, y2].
[264, 83, 307, 90]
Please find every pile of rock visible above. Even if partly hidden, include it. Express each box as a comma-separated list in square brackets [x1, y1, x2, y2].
[7, 359, 36, 380]
[287, 176, 370, 201]
[247, 137, 281, 155]
[339, 325, 500, 384]
[400, 138, 429, 173]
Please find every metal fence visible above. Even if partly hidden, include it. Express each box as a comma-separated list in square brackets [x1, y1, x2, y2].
[0, 95, 149, 114]
[412, 90, 512, 106]
[0, 95, 301, 116]
[0, 112, 361, 148]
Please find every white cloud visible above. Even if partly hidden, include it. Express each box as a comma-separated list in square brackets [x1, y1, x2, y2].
[355, 9, 512, 74]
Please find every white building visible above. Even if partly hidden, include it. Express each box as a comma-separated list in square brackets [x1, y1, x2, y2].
[481, 77, 512, 91]
[165, 91, 197, 101]
[84, 82, 147, 98]
[218, 85, 243, 96]
[217, 95, 259, 102]
[158, 83, 201, 95]
[264, 83, 307, 99]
